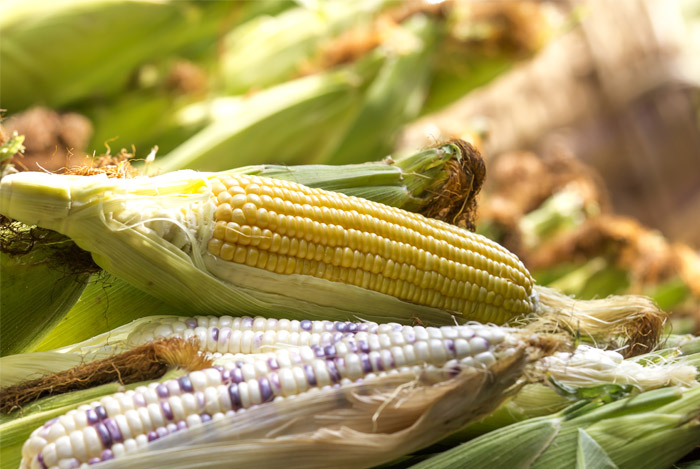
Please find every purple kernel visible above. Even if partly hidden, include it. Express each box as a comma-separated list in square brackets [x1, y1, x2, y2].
[96, 423, 112, 447]
[336, 357, 346, 369]
[232, 368, 244, 384]
[43, 417, 59, 429]
[270, 372, 281, 390]
[147, 431, 158, 442]
[304, 364, 317, 386]
[161, 401, 174, 420]
[214, 365, 224, 373]
[326, 360, 341, 383]
[185, 318, 197, 329]
[228, 384, 242, 408]
[332, 332, 343, 343]
[242, 317, 254, 328]
[312, 344, 324, 358]
[358, 323, 369, 332]
[448, 365, 462, 378]
[323, 345, 336, 358]
[101, 449, 114, 461]
[211, 327, 219, 342]
[300, 320, 312, 331]
[104, 419, 123, 443]
[347, 340, 358, 353]
[368, 324, 378, 334]
[167, 423, 178, 433]
[178, 376, 193, 393]
[195, 392, 205, 409]
[381, 350, 394, 369]
[335, 322, 346, 332]
[221, 369, 232, 383]
[133, 394, 146, 407]
[219, 328, 231, 345]
[86, 409, 99, 425]
[201, 413, 212, 423]
[372, 353, 384, 372]
[259, 378, 273, 402]
[359, 340, 370, 353]
[324, 321, 334, 331]
[446, 339, 456, 356]
[253, 331, 263, 348]
[347, 323, 358, 333]
[156, 426, 169, 438]
[267, 358, 279, 370]
[360, 354, 372, 373]
[95, 405, 107, 421]
[37, 453, 48, 469]
[177, 420, 188, 430]
[235, 360, 245, 368]
[88, 457, 101, 465]
[156, 384, 169, 398]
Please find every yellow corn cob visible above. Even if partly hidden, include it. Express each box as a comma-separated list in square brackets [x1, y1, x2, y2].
[205, 174, 535, 323]
[0, 169, 661, 346]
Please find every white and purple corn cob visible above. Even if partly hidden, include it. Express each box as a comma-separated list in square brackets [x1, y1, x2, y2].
[126, 315, 506, 367]
[22, 320, 514, 469]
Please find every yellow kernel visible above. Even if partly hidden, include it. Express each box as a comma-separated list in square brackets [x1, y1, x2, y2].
[266, 253, 278, 271]
[213, 221, 226, 240]
[279, 236, 290, 255]
[245, 248, 259, 267]
[208, 238, 223, 256]
[224, 222, 241, 243]
[234, 246, 247, 264]
[247, 193, 262, 207]
[221, 243, 236, 261]
[242, 203, 258, 224]
[217, 191, 232, 205]
[250, 226, 262, 247]
[228, 186, 246, 196]
[246, 183, 261, 195]
[214, 203, 232, 221]
[239, 225, 252, 245]
[231, 208, 246, 225]
[256, 208, 270, 229]
[230, 194, 247, 208]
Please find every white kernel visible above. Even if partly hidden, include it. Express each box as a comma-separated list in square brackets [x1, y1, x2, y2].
[194, 327, 208, 349]
[136, 407, 153, 432]
[229, 330, 242, 353]
[377, 324, 394, 334]
[389, 332, 405, 346]
[204, 387, 222, 415]
[276, 351, 292, 368]
[112, 443, 126, 458]
[474, 351, 496, 367]
[204, 368, 223, 387]
[275, 330, 290, 347]
[368, 335, 380, 351]
[83, 426, 102, 458]
[180, 394, 197, 416]
[429, 339, 448, 364]
[68, 430, 88, 462]
[253, 317, 267, 331]
[414, 341, 430, 362]
[414, 327, 429, 341]
[454, 339, 471, 358]
[117, 395, 135, 412]
[124, 438, 138, 453]
[397, 347, 415, 370]
[189, 371, 207, 391]
[114, 415, 132, 440]
[379, 334, 392, 349]
[345, 355, 364, 380]
[147, 403, 165, 429]
[100, 396, 121, 417]
[241, 363, 257, 380]
[278, 319, 291, 331]
[426, 327, 442, 339]
[54, 435, 72, 460]
[247, 380, 262, 405]
[153, 324, 173, 338]
[292, 366, 309, 392]
[238, 382, 251, 408]
[241, 330, 254, 354]
[169, 397, 186, 421]
[279, 368, 297, 396]
[312, 360, 331, 387]
[469, 337, 489, 355]
[135, 434, 149, 447]
[28, 436, 49, 456]
[391, 347, 406, 367]
[41, 443, 58, 467]
[125, 410, 143, 436]
[299, 346, 315, 363]
[47, 422, 67, 441]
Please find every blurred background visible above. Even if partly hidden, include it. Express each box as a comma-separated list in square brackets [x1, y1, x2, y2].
[1, 0, 698, 331]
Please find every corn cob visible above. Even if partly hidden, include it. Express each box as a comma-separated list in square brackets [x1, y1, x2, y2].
[0, 169, 536, 326]
[19, 323, 546, 469]
[30, 141, 482, 353]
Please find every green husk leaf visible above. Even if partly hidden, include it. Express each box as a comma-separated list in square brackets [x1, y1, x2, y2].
[0, 221, 94, 356]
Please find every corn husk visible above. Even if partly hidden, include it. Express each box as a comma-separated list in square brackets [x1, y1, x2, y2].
[0, 222, 93, 356]
[412, 385, 700, 469]
[0, 0, 240, 112]
[156, 13, 440, 171]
